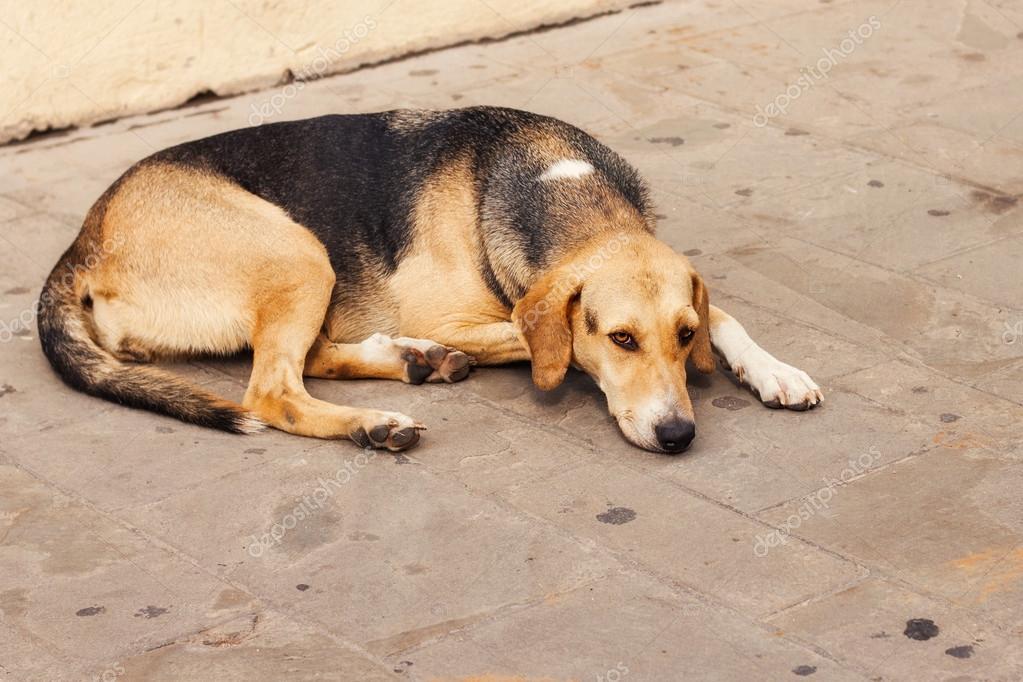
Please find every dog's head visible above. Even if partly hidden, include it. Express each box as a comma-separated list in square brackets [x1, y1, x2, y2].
[512, 232, 714, 453]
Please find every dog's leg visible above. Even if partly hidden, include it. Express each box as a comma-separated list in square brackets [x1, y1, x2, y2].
[420, 321, 529, 366]
[709, 305, 823, 410]
[306, 321, 527, 382]
[243, 263, 424, 451]
[304, 332, 474, 384]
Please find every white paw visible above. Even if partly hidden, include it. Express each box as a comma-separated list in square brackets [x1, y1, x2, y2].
[734, 351, 823, 411]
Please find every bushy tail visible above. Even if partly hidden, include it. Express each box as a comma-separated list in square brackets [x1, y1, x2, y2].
[37, 252, 263, 434]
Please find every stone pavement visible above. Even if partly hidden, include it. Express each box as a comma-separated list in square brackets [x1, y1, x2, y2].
[2, 0, 1022, 679]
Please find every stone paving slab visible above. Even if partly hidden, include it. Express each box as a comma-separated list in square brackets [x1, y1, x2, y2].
[501, 462, 865, 617]
[114, 441, 618, 656]
[2, 0, 1022, 679]
[915, 231, 1023, 310]
[766, 577, 1023, 681]
[726, 159, 1023, 274]
[830, 359, 1023, 454]
[759, 447, 1023, 630]
[726, 235, 1020, 380]
[100, 610, 398, 682]
[393, 572, 864, 681]
[0, 464, 257, 678]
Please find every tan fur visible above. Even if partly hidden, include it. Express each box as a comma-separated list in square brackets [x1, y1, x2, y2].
[689, 273, 715, 374]
[510, 262, 581, 391]
[387, 154, 513, 342]
[81, 163, 423, 448]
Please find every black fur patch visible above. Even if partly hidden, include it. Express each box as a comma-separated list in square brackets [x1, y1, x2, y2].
[148, 107, 652, 307]
[150, 114, 441, 289]
[584, 308, 599, 335]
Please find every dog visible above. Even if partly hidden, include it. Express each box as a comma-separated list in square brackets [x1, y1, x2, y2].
[38, 106, 821, 453]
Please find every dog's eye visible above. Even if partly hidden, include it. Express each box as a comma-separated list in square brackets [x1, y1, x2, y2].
[679, 328, 695, 344]
[609, 331, 638, 350]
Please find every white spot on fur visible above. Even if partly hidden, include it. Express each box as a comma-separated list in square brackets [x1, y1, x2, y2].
[540, 159, 594, 182]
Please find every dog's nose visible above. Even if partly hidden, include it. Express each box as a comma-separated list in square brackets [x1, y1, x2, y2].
[655, 419, 696, 453]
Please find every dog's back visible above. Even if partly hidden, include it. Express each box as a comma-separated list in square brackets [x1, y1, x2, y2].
[149, 107, 652, 300]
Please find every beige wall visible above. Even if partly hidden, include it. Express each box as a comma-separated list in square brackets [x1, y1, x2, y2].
[0, 0, 631, 144]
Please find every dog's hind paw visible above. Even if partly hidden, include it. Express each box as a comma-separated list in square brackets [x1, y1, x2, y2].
[349, 411, 426, 452]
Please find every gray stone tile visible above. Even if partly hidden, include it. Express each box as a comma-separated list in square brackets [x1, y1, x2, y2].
[0, 127, 154, 192]
[3, 172, 123, 227]
[500, 461, 864, 617]
[972, 357, 1023, 408]
[901, 76, 1023, 148]
[394, 572, 863, 681]
[4, 396, 284, 512]
[101, 610, 397, 681]
[831, 359, 1023, 455]
[914, 231, 1023, 310]
[728, 159, 1023, 272]
[847, 121, 1023, 196]
[759, 448, 1023, 629]
[0, 464, 253, 676]
[0, 618, 69, 681]
[725, 237, 1020, 379]
[0, 194, 36, 223]
[401, 394, 591, 496]
[115, 450, 618, 655]
[768, 578, 1023, 680]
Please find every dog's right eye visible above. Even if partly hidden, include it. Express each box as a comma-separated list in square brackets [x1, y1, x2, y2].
[609, 331, 638, 351]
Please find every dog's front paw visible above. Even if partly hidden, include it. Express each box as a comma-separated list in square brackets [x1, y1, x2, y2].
[397, 340, 475, 384]
[736, 352, 823, 411]
[349, 411, 425, 451]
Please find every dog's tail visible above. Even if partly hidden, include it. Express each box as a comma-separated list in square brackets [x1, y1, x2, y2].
[37, 233, 263, 434]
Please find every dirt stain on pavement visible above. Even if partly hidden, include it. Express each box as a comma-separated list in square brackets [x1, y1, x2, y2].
[951, 547, 1023, 601]
[75, 605, 105, 617]
[712, 396, 751, 410]
[597, 506, 636, 525]
[971, 190, 1018, 215]
[648, 135, 685, 146]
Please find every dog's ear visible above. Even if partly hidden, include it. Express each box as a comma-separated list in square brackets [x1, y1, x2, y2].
[690, 272, 715, 374]
[512, 271, 581, 391]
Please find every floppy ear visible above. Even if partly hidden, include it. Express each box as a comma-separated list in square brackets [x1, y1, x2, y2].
[690, 272, 715, 374]
[511, 271, 580, 391]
